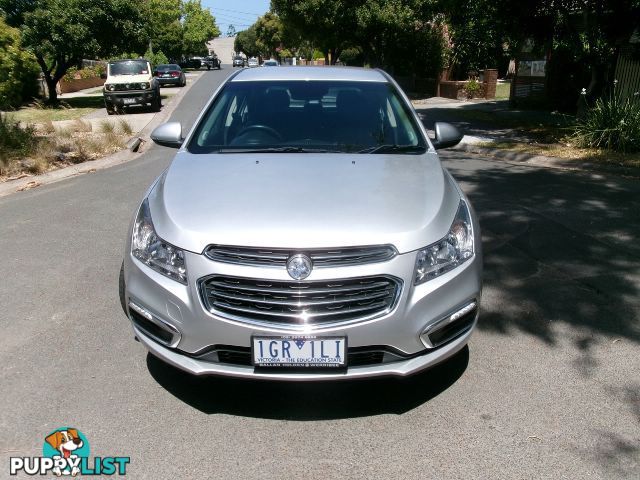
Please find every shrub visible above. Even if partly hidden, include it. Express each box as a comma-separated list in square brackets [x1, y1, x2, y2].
[464, 78, 482, 99]
[144, 49, 168, 67]
[572, 89, 640, 153]
[0, 17, 40, 109]
[0, 114, 40, 173]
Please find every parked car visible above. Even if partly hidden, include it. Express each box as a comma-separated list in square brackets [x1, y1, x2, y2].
[262, 59, 279, 67]
[103, 58, 161, 115]
[179, 58, 201, 70]
[202, 55, 221, 70]
[247, 57, 259, 67]
[126, 66, 481, 381]
[153, 64, 186, 87]
[232, 56, 245, 68]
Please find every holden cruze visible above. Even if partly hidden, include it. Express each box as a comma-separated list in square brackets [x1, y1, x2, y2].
[123, 66, 482, 380]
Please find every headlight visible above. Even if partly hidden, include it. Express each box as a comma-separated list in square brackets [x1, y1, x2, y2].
[132, 199, 187, 284]
[105, 84, 115, 91]
[414, 200, 474, 285]
[140, 82, 150, 89]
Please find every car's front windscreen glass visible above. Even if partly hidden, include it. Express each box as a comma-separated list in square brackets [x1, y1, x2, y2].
[109, 61, 148, 76]
[188, 80, 427, 154]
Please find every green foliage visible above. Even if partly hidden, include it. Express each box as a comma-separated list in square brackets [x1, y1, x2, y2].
[144, 0, 183, 60]
[62, 65, 105, 82]
[144, 49, 168, 67]
[338, 46, 363, 65]
[18, 0, 147, 102]
[182, 0, 220, 56]
[464, 78, 482, 98]
[572, 90, 640, 153]
[0, 15, 39, 109]
[0, 114, 39, 171]
[254, 12, 284, 58]
[235, 25, 259, 58]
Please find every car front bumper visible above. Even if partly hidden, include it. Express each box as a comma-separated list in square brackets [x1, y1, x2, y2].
[123, 228, 483, 380]
[104, 90, 156, 106]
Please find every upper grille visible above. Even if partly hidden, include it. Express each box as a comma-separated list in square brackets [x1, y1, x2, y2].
[204, 245, 397, 268]
[109, 83, 147, 91]
[200, 275, 402, 327]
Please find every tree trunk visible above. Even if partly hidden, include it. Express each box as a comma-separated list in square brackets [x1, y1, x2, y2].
[44, 76, 59, 103]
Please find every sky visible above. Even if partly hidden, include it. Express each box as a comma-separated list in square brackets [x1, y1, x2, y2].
[202, 0, 271, 37]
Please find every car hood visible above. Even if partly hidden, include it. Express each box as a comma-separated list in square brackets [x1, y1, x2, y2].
[106, 74, 151, 84]
[148, 152, 461, 254]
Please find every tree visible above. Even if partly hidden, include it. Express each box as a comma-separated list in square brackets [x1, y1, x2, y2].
[254, 12, 284, 58]
[272, 0, 357, 64]
[0, 15, 39, 108]
[144, 0, 183, 61]
[17, 0, 146, 103]
[182, 0, 220, 57]
[227, 24, 236, 37]
[234, 25, 260, 57]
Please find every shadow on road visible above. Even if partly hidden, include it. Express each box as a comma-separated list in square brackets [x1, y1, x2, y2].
[146, 346, 469, 419]
[441, 150, 640, 353]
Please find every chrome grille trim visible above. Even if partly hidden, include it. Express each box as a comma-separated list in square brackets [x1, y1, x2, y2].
[204, 245, 397, 268]
[199, 275, 403, 329]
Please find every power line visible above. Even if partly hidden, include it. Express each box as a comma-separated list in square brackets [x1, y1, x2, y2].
[210, 6, 262, 17]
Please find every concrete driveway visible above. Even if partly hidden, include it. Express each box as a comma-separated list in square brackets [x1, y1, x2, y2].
[0, 70, 638, 479]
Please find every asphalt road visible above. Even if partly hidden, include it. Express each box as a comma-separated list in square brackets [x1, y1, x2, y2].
[1, 68, 638, 480]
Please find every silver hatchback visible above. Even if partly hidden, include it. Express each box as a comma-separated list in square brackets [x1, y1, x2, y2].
[124, 67, 482, 380]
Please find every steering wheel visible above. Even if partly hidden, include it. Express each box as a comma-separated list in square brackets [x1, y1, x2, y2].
[235, 124, 283, 141]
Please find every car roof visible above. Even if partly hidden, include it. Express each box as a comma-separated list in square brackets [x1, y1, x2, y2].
[230, 66, 388, 82]
[110, 58, 149, 63]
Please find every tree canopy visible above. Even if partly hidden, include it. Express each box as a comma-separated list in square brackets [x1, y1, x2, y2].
[18, 0, 146, 102]
[182, 0, 220, 57]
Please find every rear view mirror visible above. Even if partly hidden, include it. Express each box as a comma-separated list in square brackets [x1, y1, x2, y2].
[151, 122, 183, 148]
[432, 122, 463, 150]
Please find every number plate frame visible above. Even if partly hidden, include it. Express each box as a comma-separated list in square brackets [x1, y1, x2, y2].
[252, 336, 348, 368]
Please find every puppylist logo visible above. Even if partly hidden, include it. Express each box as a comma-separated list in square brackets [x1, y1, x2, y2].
[9, 427, 130, 476]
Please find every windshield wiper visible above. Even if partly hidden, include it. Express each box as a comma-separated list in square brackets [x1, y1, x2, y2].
[358, 144, 427, 154]
[217, 147, 339, 153]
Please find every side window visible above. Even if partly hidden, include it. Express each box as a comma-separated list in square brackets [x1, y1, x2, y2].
[196, 91, 233, 145]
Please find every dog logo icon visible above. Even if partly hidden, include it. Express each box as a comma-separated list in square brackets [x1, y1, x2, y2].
[43, 428, 89, 477]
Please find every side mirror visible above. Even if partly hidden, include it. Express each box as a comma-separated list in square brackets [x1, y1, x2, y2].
[432, 122, 463, 150]
[100, 73, 107, 79]
[151, 122, 183, 148]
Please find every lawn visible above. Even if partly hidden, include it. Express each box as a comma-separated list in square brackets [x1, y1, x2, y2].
[495, 81, 511, 100]
[6, 97, 105, 124]
[5, 92, 177, 124]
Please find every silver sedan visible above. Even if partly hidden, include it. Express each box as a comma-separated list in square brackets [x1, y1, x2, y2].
[124, 66, 482, 380]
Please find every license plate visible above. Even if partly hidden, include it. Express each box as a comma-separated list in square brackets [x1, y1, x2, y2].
[162, 74, 170, 77]
[122, 98, 136, 105]
[252, 336, 347, 368]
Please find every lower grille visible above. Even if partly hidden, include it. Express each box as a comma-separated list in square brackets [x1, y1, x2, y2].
[191, 346, 406, 367]
[200, 275, 402, 327]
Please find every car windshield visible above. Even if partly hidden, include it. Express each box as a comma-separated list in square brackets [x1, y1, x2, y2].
[156, 64, 180, 71]
[109, 60, 148, 76]
[188, 80, 427, 154]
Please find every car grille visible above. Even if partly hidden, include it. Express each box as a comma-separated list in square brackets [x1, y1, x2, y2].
[200, 275, 402, 327]
[109, 83, 148, 91]
[204, 245, 397, 267]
